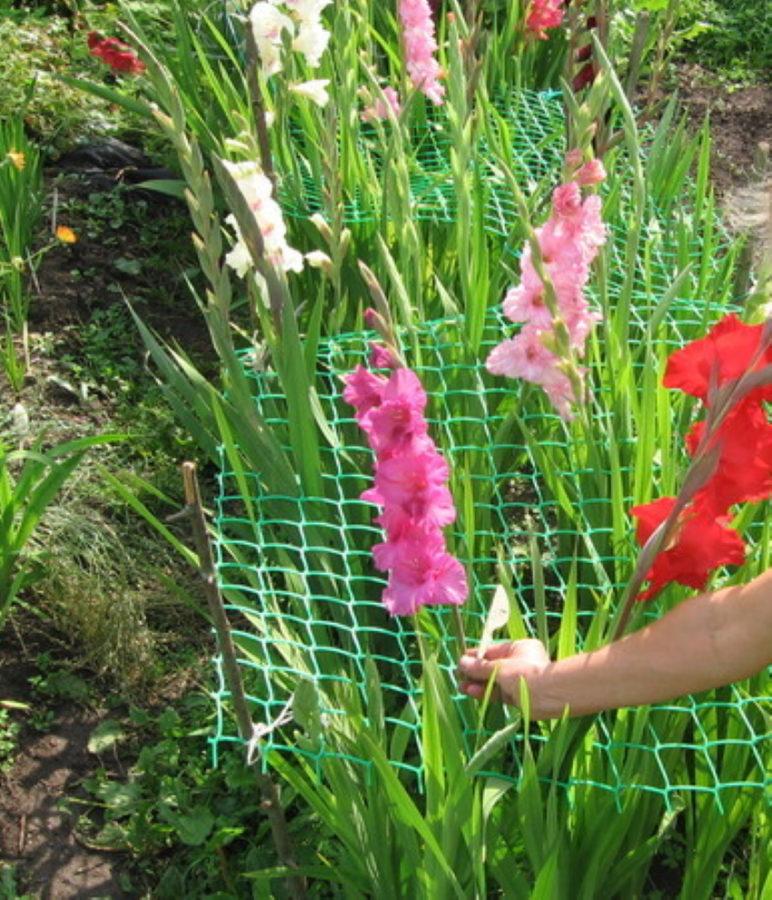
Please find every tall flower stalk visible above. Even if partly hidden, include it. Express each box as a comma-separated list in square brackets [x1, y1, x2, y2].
[612, 314, 772, 638]
[343, 315, 468, 619]
[486, 168, 606, 418]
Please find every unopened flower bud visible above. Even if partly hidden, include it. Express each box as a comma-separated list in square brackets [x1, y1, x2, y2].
[310, 213, 332, 243]
[305, 249, 333, 275]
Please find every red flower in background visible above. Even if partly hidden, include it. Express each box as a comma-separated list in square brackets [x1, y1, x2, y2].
[630, 498, 746, 602]
[663, 314, 772, 404]
[525, 0, 565, 40]
[88, 32, 145, 75]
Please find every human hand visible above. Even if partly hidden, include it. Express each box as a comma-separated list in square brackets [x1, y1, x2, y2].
[457, 639, 558, 718]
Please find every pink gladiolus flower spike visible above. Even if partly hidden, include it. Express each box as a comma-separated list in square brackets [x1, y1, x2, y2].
[486, 173, 606, 418]
[344, 355, 468, 616]
[398, 0, 445, 104]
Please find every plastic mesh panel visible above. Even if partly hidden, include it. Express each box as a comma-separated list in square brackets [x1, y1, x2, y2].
[212, 91, 768, 806]
[213, 302, 770, 807]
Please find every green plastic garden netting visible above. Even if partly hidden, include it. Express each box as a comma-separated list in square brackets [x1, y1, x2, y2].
[212, 91, 770, 808]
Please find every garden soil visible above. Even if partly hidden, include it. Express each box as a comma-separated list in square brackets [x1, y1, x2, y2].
[671, 64, 772, 195]
[0, 631, 127, 898]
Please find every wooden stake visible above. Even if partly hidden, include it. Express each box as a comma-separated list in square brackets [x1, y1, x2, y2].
[181, 462, 306, 898]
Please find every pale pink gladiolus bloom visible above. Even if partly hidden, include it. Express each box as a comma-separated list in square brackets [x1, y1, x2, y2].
[486, 325, 557, 384]
[398, 0, 445, 105]
[564, 147, 583, 169]
[503, 277, 552, 329]
[487, 176, 606, 418]
[361, 86, 402, 123]
[576, 158, 606, 186]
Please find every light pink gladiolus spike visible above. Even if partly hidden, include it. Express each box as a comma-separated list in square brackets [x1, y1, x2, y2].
[486, 176, 606, 418]
[398, 0, 445, 105]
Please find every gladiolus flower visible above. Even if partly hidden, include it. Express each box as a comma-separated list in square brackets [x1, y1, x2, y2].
[376, 526, 467, 615]
[344, 355, 467, 616]
[361, 86, 402, 123]
[576, 159, 606, 186]
[292, 19, 330, 67]
[343, 365, 387, 420]
[487, 176, 606, 418]
[525, 0, 564, 40]
[249, 2, 294, 76]
[631, 498, 745, 602]
[398, 0, 445, 105]
[87, 32, 145, 74]
[663, 314, 772, 404]
[369, 342, 400, 369]
[686, 399, 772, 515]
[222, 160, 303, 274]
[289, 79, 330, 107]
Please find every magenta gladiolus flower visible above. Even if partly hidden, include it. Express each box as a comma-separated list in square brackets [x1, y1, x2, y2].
[368, 452, 455, 530]
[343, 365, 387, 421]
[343, 352, 467, 616]
[384, 546, 467, 615]
[369, 341, 400, 369]
[398, 0, 445, 105]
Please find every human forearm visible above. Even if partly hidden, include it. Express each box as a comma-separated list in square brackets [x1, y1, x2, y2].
[458, 568, 772, 718]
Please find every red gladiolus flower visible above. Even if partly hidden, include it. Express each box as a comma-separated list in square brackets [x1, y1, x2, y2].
[88, 31, 145, 75]
[525, 0, 564, 40]
[631, 498, 746, 602]
[663, 314, 772, 404]
[686, 400, 772, 515]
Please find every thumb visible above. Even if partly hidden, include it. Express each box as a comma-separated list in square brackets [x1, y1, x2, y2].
[457, 653, 500, 683]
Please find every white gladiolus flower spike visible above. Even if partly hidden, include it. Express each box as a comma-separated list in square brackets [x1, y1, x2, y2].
[289, 79, 330, 107]
[222, 161, 304, 275]
[249, 2, 294, 76]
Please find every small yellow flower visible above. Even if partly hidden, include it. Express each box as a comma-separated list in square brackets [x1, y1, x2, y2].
[6, 151, 25, 171]
[55, 225, 78, 244]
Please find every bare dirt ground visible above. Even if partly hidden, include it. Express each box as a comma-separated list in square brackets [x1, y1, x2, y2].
[674, 63, 772, 196]
[0, 630, 127, 898]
